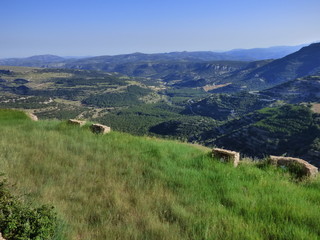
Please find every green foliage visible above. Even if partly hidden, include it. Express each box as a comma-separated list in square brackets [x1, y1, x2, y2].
[286, 162, 308, 180]
[82, 85, 152, 107]
[184, 91, 270, 120]
[311, 138, 320, 151]
[35, 103, 89, 120]
[54, 75, 126, 87]
[96, 103, 179, 134]
[0, 108, 29, 121]
[164, 88, 208, 98]
[0, 178, 59, 240]
[96, 102, 218, 139]
[255, 105, 314, 135]
[207, 104, 320, 161]
[0, 96, 55, 109]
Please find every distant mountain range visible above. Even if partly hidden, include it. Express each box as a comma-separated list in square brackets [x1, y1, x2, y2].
[215, 43, 320, 91]
[0, 44, 306, 67]
[0, 54, 65, 67]
[0, 43, 319, 94]
[223, 45, 307, 61]
[241, 43, 320, 88]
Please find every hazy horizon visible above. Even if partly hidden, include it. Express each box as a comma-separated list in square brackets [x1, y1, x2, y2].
[1, 0, 320, 58]
[0, 42, 314, 59]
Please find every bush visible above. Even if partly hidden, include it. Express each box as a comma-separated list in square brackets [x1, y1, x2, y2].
[286, 161, 308, 180]
[0, 176, 59, 240]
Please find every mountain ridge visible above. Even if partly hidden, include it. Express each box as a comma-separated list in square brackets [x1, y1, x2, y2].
[0, 44, 307, 66]
[244, 43, 320, 88]
[215, 42, 320, 91]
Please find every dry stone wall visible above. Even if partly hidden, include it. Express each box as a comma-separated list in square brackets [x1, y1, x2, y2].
[269, 155, 318, 177]
[68, 119, 86, 126]
[90, 123, 111, 134]
[212, 148, 240, 167]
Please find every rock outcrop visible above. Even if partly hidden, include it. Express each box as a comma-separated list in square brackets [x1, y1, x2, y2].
[212, 148, 240, 167]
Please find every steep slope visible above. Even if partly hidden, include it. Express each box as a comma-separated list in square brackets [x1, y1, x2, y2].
[210, 42, 320, 92]
[1, 109, 320, 240]
[241, 43, 320, 89]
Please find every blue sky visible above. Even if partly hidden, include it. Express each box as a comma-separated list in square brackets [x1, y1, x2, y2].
[1, 0, 320, 58]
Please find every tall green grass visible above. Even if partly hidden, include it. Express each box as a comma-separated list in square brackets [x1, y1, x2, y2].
[0, 109, 320, 240]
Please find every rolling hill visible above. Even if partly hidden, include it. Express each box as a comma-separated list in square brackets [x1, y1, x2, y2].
[0, 44, 305, 68]
[0, 54, 66, 67]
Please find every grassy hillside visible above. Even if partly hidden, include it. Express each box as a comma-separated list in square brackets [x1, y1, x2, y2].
[1, 109, 320, 240]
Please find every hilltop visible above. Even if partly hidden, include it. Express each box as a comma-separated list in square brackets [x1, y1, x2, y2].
[0, 55, 65, 67]
[0, 109, 320, 240]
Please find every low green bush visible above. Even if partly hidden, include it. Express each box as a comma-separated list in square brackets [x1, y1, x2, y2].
[0, 176, 59, 240]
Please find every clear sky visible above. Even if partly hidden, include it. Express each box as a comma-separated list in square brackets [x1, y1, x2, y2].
[1, 0, 320, 58]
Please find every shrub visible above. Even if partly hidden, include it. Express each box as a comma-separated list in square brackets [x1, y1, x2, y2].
[286, 161, 308, 180]
[0, 176, 59, 240]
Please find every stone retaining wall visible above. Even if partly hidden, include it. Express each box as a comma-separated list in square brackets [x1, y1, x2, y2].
[90, 123, 111, 134]
[68, 119, 86, 126]
[212, 148, 240, 167]
[269, 155, 318, 177]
